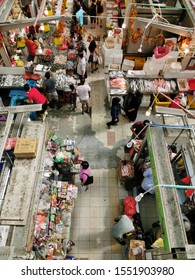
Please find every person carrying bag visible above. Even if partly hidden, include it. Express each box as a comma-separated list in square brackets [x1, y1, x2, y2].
[79, 161, 93, 191]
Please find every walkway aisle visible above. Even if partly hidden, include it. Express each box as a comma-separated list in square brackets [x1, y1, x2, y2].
[70, 62, 132, 259]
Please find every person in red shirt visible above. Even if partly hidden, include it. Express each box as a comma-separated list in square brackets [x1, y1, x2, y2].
[24, 84, 48, 118]
[25, 33, 38, 61]
[130, 120, 150, 140]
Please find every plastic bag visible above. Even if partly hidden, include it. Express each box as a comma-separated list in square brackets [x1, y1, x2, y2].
[154, 46, 169, 59]
[4, 137, 17, 151]
[180, 95, 187, 107]
[123, 196, 136, 219]
[98, 55, 103, 65]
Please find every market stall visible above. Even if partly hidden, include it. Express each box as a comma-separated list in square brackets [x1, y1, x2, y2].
[0, 112, 83, 259]
[130, 120, 195, 259]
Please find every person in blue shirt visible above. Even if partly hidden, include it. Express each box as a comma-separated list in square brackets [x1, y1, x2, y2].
[107, 97, 121, 129]
[76, 6, 85, 26]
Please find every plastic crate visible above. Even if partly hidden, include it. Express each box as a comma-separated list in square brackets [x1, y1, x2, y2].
[153, 94, 171, 108]
[154, 98, 171, 107]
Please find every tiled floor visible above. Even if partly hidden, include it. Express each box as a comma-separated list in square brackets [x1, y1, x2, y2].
[47, 23, 159, 260]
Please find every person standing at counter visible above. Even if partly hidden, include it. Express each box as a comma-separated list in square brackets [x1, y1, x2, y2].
[25, 33, 38, 61]
[123, 90, 142, 122]
[107, 97, 121, 129]
[24, 84, 48, 118]
[43, 72, 59, 109]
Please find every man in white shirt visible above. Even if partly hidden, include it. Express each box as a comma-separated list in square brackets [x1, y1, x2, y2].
[76, 52, 87, 84]
[76, 79, 91, 114]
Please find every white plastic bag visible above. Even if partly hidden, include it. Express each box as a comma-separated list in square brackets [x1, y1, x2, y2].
[180, 95, 187, 107]
[98, 55, 103, 65]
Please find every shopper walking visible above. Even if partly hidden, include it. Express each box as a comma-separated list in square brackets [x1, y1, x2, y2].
[89, 0, 97, 29]
[24, 84, 48, 118]
[96, 0, 104, 27]
[112, 215, 135, 245]
[76, 78, 91, 114]
[69, 84, 77, 111]
[77, 52, 87, 83]
[43, 72, 59, 109]
[79, 161, 91, 191]
[123, 90, 142, 122]
[107, 97, 121, 129]
[87, 34, 98, 73]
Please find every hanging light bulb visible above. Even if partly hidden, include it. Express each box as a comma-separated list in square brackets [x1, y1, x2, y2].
[184, 47, 190, 54]
[137, 44, 143, 53]
[40, 24, 44, 31]
[145, 107, 152, 116]
[122, 23, 126, 29]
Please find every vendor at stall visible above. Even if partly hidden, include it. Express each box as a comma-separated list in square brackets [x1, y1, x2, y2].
[43, 72, 60, 109]
[25, 33, 38, 61]
[24, 84, 48, 118]
[112, 214, 135, 245]
[130, 120, 150, 140]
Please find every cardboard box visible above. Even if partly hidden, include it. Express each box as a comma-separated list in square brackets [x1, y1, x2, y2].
[122, 59, 135, 71]
[14, 138, 38, 158]
[118, 160, 134, 181]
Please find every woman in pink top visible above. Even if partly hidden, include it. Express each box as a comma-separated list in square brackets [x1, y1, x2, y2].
[79, 161, 91, 191]
[24, 84, 48, 118]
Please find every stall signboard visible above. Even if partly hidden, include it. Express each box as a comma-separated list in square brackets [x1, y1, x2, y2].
[146, 129, 170, 252]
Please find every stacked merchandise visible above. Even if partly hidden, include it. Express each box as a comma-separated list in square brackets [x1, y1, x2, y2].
[33, 131, 81, 260]
[33, 180, 78, 260]
[66, 49, 77, 73]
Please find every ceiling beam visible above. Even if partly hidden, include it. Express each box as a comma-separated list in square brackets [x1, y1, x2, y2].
[137, 17, 194, 37]
[0, 14, 71, 32]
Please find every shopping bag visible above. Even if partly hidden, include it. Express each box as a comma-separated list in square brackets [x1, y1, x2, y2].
[4, 137, 17, 151]
[98, 55, 103, 65]
[83, 175, 94, 186]
[180, 95, 187, 107]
